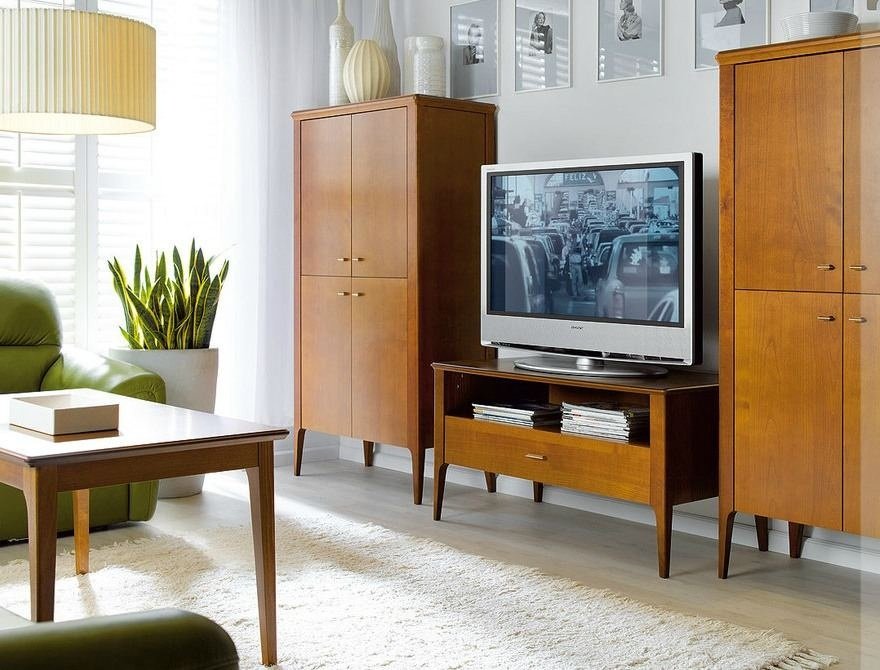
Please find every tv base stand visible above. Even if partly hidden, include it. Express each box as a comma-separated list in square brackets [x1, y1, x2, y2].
[432, 360, 719, 578]
[513, 355, 668, 378]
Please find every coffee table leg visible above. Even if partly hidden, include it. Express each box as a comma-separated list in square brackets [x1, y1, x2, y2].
[72, 489, 90, 575]
[22, 466, 59, 622]
[246, 442, 277, 666]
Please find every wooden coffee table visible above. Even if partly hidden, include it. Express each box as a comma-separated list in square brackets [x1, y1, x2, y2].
[0, 389, 289, 666]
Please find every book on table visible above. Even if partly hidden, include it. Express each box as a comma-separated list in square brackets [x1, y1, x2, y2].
[560, 401, 649, 441]
[472, 401, 562, 428]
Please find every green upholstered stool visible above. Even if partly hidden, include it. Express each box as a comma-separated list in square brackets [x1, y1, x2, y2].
[0, 607, 239, 669]
[0, 277, 166, 541]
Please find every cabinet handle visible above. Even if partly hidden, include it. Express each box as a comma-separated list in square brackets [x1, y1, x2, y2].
[336, 257, 349, 262]
[352, 257, 365, 262]
[524, 453, 547, 461]
[817, 315, 836, 322]
[816, 264, 836, 271]
[849, 264, 868, 271]
[352, 292, 365, 297]
[336, 291, 350, 296]
[848, 317, 868, 323]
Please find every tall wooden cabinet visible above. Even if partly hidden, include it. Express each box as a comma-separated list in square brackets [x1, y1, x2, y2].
[718, 33, 880, 576]
[292, 96, 496, 504]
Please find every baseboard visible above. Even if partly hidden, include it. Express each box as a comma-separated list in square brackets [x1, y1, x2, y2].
[338, 440, 880, 575]
[272, 431, 339, 468]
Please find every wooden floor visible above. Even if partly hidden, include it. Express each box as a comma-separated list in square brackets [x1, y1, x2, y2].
[1, 459, 878, 668]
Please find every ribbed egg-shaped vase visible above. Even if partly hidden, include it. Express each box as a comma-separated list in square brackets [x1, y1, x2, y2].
[343, 40, 391, 103]
[328, 0, 354, 106]
[371, 0, 400, 96]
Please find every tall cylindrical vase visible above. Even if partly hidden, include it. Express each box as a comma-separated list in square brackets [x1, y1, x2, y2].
[372, 0, 400, 97]
[329, 0, 354, 106]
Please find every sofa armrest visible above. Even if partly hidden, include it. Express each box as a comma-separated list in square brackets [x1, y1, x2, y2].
[41, 347, 166, 403]
[0, 609, 239, 670]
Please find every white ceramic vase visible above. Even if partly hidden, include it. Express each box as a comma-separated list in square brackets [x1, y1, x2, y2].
[108, 347, 219, 498]
[371, 0, 400, 97]
[329, 0, 354, 106]
[404, 36, 446, 97]
[343, 39, 390, 103]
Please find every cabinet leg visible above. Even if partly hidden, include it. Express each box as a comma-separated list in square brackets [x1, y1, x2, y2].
[533, 482, 544, 503]
[411, 447, 425, 505]
[718, 510, 736, 579]
[363, 441, 374, 468]
[755, 515, 769, 552]
[293, 428, 306, 477]
[433, 463, 449, 521]
[788, 522, 805, 559]
[484, 472, 497, 493]
[654, 503, 673, 579]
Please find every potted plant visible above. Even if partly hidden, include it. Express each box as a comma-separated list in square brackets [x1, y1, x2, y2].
[108, 240, 229, 498]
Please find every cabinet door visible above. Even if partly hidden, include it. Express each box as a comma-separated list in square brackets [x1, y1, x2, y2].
[844, 294, 880, 537]
[300, 116, 352, 277]
[735, 54, 843, 292]
[351, 108, 408, 279]
[844, 48, 880, 294]
[300, 276, 352, 436]
[734, 290, 842, 528]
[351, 278, 408, 446]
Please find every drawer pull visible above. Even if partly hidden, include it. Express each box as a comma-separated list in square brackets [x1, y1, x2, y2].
[352, 257, 365, 262]
[336, 291, 350, 296]
[816, 264, 836, 271]
[336, 257, 349, 262]
[848, 317, 867, 323]
[849, 264, 868, 271]
[524, 453, 547, 461]
[352, 292, 365, 297]
[817, 315, 836, 322]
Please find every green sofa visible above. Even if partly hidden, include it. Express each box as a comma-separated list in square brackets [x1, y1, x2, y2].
[0, 607, 239, 669]
[0, 277, 166, 541]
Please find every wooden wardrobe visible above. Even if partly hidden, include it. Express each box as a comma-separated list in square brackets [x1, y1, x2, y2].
[718, 33, 880, 576]
[292, 95, 496, 504]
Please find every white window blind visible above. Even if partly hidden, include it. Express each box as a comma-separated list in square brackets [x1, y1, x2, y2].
[1, 0, 221, 352]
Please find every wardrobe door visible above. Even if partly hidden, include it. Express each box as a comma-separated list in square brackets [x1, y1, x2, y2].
[844, 294, 880, 537]
[734, 290, 843, 528]
[300, 276, 352, 436]
[350, 278, 408, 446]
[734, 54, 843, 293]
[351, 108, 408, 279]
[300, 115, 352, 277]
[844, 47, 880, 294]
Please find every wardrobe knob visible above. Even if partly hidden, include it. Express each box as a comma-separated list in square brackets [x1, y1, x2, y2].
[849, 264, 868, 271]
[817, 315, 836, 322]
[848, 317, 868, 323]
[816, 264, 835, 271]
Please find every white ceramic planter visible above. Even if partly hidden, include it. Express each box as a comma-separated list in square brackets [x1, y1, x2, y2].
[109, 347, 219, 498]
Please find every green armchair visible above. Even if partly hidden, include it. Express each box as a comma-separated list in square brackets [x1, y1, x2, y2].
[0, 607, 239, 669]
[0, 277, 166, 541]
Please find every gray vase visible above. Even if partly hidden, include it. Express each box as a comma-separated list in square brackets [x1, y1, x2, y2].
[372, 0, 400, 97]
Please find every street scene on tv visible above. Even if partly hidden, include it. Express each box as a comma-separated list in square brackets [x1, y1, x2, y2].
[489, 166, 682, 324]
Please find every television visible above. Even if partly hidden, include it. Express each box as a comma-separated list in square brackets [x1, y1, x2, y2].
[481, 153, 702, 377]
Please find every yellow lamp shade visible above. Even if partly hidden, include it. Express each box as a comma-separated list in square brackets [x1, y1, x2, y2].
[0, 8, 156, 135]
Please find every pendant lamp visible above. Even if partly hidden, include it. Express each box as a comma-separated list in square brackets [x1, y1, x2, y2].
[0, 8, 156, 134]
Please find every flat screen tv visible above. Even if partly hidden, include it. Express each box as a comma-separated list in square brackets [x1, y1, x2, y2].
[481, 153, 702, 376]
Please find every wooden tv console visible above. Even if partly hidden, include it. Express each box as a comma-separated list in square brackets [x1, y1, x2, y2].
[432, 360, 719, 578]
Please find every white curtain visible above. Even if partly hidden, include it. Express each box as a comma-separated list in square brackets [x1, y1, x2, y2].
[212, 0, 381, 426]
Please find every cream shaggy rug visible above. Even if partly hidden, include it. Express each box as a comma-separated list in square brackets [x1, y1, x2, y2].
[0, 513, 836, 670]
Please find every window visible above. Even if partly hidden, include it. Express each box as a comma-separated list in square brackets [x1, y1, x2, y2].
[0, 0, 220, 352]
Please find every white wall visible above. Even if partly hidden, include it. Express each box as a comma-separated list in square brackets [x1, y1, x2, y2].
[337, 0, 880, 573]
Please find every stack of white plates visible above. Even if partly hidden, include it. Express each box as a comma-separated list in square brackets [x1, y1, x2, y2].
[782, 11, 859, 41]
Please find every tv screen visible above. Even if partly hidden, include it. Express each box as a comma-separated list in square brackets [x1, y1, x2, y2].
[488, 162, 684, 326]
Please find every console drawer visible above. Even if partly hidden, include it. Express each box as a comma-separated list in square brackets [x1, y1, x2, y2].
[444, 416, 651, 504]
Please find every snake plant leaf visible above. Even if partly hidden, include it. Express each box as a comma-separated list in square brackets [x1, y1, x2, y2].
[118, 326, 142, 350]
[172, 246, 184, 287]
[194, 274, 221, 348]
[133, 246, 142, 296]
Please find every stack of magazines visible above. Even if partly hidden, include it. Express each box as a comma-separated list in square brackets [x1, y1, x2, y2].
[472, 402, 562, 428]
[561, 402, 649, 441]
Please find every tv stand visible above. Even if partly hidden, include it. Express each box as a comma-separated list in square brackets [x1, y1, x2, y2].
[432, 359, 719, 578]
[514, 355, 668, 378]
